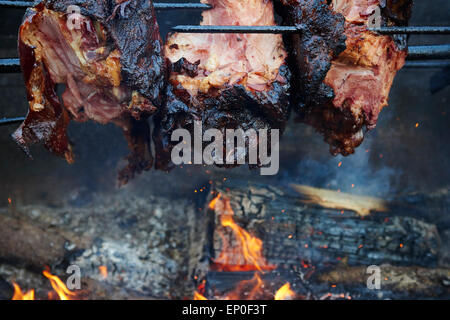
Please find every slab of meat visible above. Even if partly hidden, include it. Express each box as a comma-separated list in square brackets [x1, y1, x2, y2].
[280, 0, 412, 155]
[14, 0, 165, 185]
[154, 0, 290, 169]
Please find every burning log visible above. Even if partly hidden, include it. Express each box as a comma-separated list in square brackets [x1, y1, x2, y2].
[208, 180, 441, 268]
[202, 180, 447, 299]
[0, 189, 208, 299]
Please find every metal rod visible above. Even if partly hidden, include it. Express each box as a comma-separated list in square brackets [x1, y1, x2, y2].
[154, 3, 211, 10]
[0, 58, 20, 73]
[404, 61, 450, 68]
[370, 26, 450, 35]
[2, 46, 450, 73]
[0, 0, 34, 8]
[171, 25, 450, 35]
[170, 25, 300, 34]
[0, 1, 212, 10]
[0, 117, 26, 126]
[408, 45, 450, 60]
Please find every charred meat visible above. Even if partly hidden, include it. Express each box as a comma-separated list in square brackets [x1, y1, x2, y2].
[154, 0, 290, 170]
[14, 0, 165, 185]
[280, 0, 412, 156]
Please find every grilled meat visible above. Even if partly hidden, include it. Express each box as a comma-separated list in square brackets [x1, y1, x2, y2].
[279, 0, 412, 156]
[274, 0, 347, 111]
[14, 0, 165, 185]
[154, 0, 290, 170]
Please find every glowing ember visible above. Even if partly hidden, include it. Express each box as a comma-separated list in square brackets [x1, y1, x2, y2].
[211, 195, 275, 272]
[43, 270, 79, 300]
[12, 282, 35, 300]
[98, 266, 108, 279]
[274, 283, 295, 300]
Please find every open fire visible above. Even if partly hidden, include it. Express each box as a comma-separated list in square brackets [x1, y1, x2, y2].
[12, 271, 80, 300]
[194, 194, 296, 300]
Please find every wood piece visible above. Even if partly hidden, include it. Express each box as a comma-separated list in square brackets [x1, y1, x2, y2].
[0, 214, 86, 268]
[316, 265, 450, 298]
[290, 184, 389, 216]
[0, 188, 208, 299]
[209, 180, 441, 269]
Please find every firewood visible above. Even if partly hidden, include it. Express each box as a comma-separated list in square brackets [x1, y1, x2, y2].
[290, 184, 389, 216]
[316, 265, 450, 297]
[210, 180, 441, 269]
[0, 214, 87, 269]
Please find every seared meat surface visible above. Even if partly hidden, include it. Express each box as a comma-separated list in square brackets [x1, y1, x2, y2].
[281, 0, 412, 156]
[15, 0, 165, 185]
[274, 0, 347, 111]
[154, 0, 290, 169]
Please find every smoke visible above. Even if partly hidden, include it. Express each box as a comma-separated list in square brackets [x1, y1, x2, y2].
[283, 138, 398, 198]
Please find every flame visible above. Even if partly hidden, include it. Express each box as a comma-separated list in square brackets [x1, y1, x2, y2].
[98, 266, 108, 279]
[274, 282, 295, 300]
[211, 195, 274, 272]
[42, 270, 79, 300]
[12, 282, 35, 300]
[208, 194, 221, 210]
[194, 291, 208, 300]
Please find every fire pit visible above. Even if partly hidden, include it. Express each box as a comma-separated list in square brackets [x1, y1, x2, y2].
[0, 0, 449, 301]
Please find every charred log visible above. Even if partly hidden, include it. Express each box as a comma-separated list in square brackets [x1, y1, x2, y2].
[0, 214, 87, 269]
[208, 180, 441, 269]
[0, 188, 207, 299]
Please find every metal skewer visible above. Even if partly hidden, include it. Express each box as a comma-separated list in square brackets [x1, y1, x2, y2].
[170, 25, 300, 34]
[171, 25, 450, 35]
[0, 1, 212, 10]
[369, 26, 450, 35]
[0, 58, 20, 73]
[2, 45, 449, 73]
[0, 117, 26, 126]
[404, 61, 450, 68]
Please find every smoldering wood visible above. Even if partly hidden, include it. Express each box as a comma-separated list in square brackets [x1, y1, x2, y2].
[202, 180, 449, 299]
[203, 267, 450, 299]
[315, 265, 450, 298]
[0, 188, 208, 299]
[209, 180, 441, 269]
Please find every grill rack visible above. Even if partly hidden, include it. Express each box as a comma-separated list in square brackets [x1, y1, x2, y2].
[0, 0, 449, 127]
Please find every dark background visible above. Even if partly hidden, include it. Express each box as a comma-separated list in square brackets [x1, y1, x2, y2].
[0, 0, 448, 206]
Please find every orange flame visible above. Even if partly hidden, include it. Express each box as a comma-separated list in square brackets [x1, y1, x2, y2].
[208, 194, 221, 210]
[98, 266, 108, 279]
[12, 282, 35, 300]
[274, 282, 295, 300]
[211, 195, 275, 272]
[194, 291, 208, 300]
[42, 270, 79, 300]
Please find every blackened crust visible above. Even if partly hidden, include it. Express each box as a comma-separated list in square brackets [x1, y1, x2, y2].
[44, 0, 165, 105]
[274, 0, 346, 111]
[153, 62, 291, 170]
